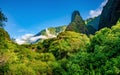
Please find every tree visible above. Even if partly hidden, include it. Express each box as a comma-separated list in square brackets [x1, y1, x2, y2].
[49, 31, 90, 59]
[0, 9, 7, 28]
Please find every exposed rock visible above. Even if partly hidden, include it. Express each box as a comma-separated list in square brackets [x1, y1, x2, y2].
[66, 10, 88, 34]
[98, 0, 120, 30]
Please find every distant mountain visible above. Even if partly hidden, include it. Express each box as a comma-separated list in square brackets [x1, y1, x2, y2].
[85, 16, 100, 34]
[98, 0, 120, 30]
[34, 25, 67, 42]
[35, 25, 67, 36]
[86, 16, 100, 30]
[15, 25, 67, 44]
[15, 0, 120, 45]
[66, 10, 89, 34]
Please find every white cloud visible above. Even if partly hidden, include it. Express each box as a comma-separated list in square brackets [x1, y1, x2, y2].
[15, 34, 34, 44]
[15, 34, 51, 45]
[100, 0, 108, 8]
[15, 39, 26, 45]
[29, 35, 47, 42]
[21, 34, 34, 40]
[15, 32, 57, 45]
[88, 0, 108, 18]
[15, 28, 57, 45]
[89, 9, 102, 18]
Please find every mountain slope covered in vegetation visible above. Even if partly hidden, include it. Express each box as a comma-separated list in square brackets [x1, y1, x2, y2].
[1, 19, 120, 75]
[66, 10, 88, 34]
[1, 0, 120, 74]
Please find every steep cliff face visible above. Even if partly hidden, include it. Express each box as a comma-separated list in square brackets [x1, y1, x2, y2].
[85, 16, 100, 34]
[86, 16, 100, 30]
[98, 0, 120, 30]
[71, 11, 82, 23]
[66, 10, 88, 34]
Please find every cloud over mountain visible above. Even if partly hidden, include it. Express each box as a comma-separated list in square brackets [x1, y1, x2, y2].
[89, 0, 108, 18]
[15, 28, 57, 44]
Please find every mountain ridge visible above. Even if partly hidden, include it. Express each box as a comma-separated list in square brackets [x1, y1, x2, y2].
[98, 0, 120, 30]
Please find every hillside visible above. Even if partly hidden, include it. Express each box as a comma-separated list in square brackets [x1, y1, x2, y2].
[1, 19, 120, 74]
[1, 0, 120, 75]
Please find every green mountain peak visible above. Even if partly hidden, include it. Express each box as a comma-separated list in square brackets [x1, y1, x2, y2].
[66, 10, 88, 34]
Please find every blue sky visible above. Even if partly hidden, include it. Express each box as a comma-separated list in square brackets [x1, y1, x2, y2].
[0, 0, 106, 38]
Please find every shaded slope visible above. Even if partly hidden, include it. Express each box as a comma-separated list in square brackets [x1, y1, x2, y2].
[98, 0, 120, 30]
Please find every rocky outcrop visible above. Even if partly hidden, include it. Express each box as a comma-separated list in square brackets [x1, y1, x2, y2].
[66, 10, 88, 34]
[98, 0, 120, 30]
[71, 11, 81, 22]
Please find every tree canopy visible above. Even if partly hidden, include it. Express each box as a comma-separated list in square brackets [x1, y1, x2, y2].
[0, 9, 7, 28]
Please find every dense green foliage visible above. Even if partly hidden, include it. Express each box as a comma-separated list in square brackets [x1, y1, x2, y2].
[0, 28, 62, 75]
[1, 9, 120, 74]
[1, 21, 120, 74]
[49, 31, 89, 60]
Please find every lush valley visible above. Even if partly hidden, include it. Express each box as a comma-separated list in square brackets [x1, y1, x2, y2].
[1, 0, 120, 75]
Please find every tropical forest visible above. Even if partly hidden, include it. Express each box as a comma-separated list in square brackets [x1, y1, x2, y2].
[0, 0, 120, 75]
